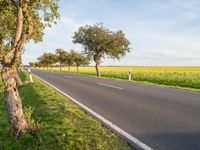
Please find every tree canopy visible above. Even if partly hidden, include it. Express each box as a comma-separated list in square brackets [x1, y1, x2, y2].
[34, 49, 90, 73]
[72, 24, 131, 76]
[0, 0, 60, 136]
[0, 0, 59, 65]
[56, 48, 68, 65]
[37, 52, 57, 68]
[73, 51, 90, 67]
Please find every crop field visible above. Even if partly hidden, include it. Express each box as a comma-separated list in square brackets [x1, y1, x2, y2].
[35, 66, 200, 90]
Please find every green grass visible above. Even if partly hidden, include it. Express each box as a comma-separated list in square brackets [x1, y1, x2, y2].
[0, 71, 132, 150]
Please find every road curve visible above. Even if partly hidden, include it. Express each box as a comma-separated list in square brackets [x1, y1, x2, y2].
[32, 70, 200, 150]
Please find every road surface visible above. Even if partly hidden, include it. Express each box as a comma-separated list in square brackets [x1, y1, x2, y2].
[32, 70, 200, 150]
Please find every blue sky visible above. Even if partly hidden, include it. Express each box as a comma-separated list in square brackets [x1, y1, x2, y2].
[23, 0, 200, 66]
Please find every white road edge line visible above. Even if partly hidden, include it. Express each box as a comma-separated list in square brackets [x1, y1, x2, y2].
[97, 82, 124, 90]
[64, 75, 73, 78]
[33, 73, 153, 150]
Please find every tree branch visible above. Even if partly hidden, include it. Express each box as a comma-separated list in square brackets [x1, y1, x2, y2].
[10, 0, 33, 66]
[10, 0, 19, 8]
[4, 0, 23, 65]
[0, 45, 3, 64]
[13, 0, 23, 48]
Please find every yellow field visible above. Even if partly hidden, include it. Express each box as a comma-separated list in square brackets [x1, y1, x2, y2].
[38, 66, 200, 73]
[36, 66, 200, 90]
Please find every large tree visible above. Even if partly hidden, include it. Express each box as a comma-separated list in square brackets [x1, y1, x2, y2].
[73, 24, 131, 76]
[0, 0, 59, 136]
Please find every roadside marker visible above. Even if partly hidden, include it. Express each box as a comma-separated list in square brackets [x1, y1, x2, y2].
[28, 68, 33, 83]
[129, 69, 132, 81]
[33, 73, 154, 150]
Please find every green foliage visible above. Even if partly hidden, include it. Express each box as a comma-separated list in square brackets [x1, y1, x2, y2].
[0, 0, 60, 45]
[64, 50, 75, 66]
[37, 52, 57, 67]
[72, 50, 90, 67]
[19, 69, 29, 82]
[55, 48, 68, 66]
[0, 72, 132, 150]
[34, 49, 90, 73]
[24, 106, 40, 134]
[0, 1, 16, 43]
[72, 24, 131, 64]
[29, 62, 35, 67]
[0, 80, 3, 93]
[29, 62, 40, 67]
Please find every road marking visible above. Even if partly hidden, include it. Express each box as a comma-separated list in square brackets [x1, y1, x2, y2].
[33, 73, 153, 150]
[97, 82, 124, 90]
[64, 75, 73, 78]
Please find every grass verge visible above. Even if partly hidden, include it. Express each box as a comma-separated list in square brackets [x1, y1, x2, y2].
[0, 71, 132, 150]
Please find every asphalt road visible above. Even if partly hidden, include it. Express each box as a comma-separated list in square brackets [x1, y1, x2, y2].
[32, 70, 200, 150]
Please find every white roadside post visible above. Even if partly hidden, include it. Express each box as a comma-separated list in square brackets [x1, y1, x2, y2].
[128, 69, 132, 81]
[28, 68, 33, 83]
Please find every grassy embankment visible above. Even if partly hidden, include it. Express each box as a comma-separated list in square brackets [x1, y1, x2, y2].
[35, 66, 200, 91]
[0, 71, 132, 150]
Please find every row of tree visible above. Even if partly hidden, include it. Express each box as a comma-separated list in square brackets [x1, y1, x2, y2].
[30, 49, 89, 73]
[0, 0, 131, 137]
[31, 24, 131, 77]
[72, 24, 131, 77]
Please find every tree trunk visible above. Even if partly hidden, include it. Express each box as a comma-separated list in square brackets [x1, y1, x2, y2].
[2, 66, 29, 136]
[76, 65, 79, 73]
[68, 66, 71, 72]
[95, 63, 100, 77]
[60, 64, 62, 72]
[15, 67, 22, 86]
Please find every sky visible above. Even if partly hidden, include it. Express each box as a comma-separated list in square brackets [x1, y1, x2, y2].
[23, 0, 200, 66]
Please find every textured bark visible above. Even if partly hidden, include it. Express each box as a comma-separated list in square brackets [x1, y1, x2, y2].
[94, 57, 101, 77]
[95, 63, 100, 77]
[15, 67, 22, 86]
[2, 66, 28, 136]
[1, 0, 34, 137]
[60, 64, 62, 72]
[76, 65, 79, 73]
[14, 4, 23, 47]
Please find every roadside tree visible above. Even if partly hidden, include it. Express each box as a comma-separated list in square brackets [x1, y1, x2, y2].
[72, 51, 90, 73]
[37, 52, 57, 70]
[29, 62, 35, 67]
[55, 48, 68, 71]
[73, 24, 131, 77]
[0, 0, 59, 136]
[65, 50, 74, 72]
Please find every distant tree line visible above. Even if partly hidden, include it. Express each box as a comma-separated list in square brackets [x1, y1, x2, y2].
[30, 49, 89, 73]
[30, 24, 131, 76]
